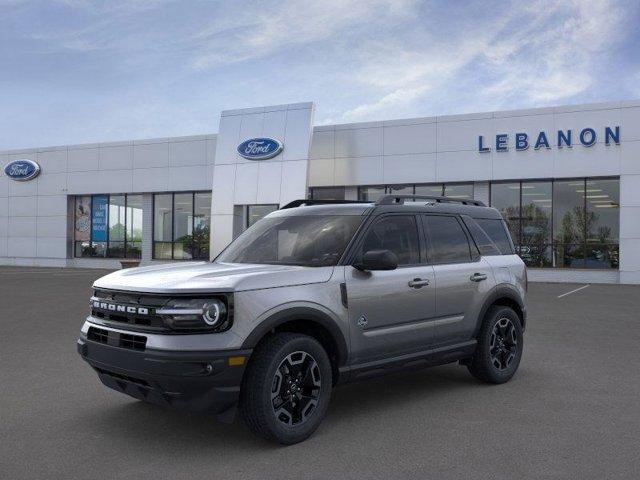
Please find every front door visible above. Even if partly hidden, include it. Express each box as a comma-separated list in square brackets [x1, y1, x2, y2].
[346, 214, 436, 364]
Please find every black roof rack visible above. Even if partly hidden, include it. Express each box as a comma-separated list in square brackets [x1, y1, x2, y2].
[280, 199, 372, 209]
[376, 194, 485, 207]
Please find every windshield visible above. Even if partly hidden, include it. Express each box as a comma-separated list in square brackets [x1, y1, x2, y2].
[216, 215, 364, 267]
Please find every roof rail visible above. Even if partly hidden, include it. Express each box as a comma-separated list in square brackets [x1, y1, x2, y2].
[376, 194, 485, 207]
[280, 199, 372, 209]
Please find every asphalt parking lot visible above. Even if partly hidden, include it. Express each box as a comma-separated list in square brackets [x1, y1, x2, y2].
[1, 267, 639, 480]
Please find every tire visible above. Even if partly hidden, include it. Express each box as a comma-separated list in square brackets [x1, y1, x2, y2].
[467, 306, 523, 384]
[240, 332, 333, 445]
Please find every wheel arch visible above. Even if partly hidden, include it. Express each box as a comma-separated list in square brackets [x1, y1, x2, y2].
[241, 307, 349, 384]
[475, 285, 526, 335]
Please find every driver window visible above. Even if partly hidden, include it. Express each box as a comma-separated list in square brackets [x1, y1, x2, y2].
[361, 215, 420, 265]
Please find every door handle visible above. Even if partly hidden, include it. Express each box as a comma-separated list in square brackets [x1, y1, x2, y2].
[408, 278, 430, 288]
[470, 273, 487, 282]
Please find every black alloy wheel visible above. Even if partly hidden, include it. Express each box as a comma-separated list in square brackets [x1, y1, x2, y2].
[489, 317, 518, 371]
[467, 305, 523, 384]
[271, 351, 322, 426]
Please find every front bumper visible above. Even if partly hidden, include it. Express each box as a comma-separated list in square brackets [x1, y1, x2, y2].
[77, 333, 251, 419]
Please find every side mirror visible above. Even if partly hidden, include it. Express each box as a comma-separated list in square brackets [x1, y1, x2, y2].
[354, 249, 398, 271]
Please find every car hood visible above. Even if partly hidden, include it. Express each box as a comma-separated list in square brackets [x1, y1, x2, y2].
[92, 262, 335, 294]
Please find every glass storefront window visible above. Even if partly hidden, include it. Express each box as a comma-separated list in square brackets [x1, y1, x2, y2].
[126, 195, 143, 259]
[193, 192, 212, 261]
[443, 183, 474, 199]
[174, 193, 194, 260]
[585, 179, 619, 268]
[520, 181, 552, 267]
[488, 177, 619, 269]
[153, 194, 173, 259]
[387, 185, 414, 195]
[414, 184, 444, 197]
[358, 186, 386, 201]
[74, 194, 142, 259]
[490, 182, 521, 251]
[153, 191, 211, 261]
[108, 195, 126, 258]
[247, 204, 279, 228]
[74, 196, 91, 257]
[553, 180, 587, 268]
[309, 187, 346, 200]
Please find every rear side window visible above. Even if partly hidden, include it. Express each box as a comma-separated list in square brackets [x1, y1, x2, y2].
[423, 215, 472, 264]
[462, 216, 501, 256]
[361, 215, 420, 265]
[475, 218, 514, 254]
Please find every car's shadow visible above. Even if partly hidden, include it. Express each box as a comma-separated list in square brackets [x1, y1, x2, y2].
[78, 363, 485, 450]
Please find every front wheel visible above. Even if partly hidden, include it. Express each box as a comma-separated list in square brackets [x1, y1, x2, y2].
[467, 306, 523, 384]
[240, 332, 332, 445]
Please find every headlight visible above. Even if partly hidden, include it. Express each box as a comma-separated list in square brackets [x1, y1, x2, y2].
[157, 298, 230, 332]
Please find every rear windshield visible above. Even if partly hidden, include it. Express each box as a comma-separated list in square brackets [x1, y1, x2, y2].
[474, 218, 515, 255]
[216, 215, 364, 267]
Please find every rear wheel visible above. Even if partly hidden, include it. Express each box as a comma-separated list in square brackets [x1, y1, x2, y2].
[240, 332, 332, 445]
[468, 306, 523, 384]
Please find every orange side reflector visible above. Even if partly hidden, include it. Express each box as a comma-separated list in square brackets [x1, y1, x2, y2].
[228, 356, 246, 366]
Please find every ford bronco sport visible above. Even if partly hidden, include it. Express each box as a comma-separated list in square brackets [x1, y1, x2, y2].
[78, 194, 526, 444]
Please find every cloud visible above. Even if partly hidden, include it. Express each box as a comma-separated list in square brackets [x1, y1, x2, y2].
[189, 0, 418, 70]
[335, 0, 630, 122]
[480, 0, 624, 105]
[0, 0, 637, 149]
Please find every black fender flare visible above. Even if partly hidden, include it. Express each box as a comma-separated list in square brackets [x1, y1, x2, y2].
[241, 307, 349, 367]
[475, 284, 527, 335]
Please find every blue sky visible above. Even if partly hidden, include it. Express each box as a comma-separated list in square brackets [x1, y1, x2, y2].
[1, 0, 639, 150]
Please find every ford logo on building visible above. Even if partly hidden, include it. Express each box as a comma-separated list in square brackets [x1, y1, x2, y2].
[4, 159, 41, 181]
[237, 138, 283, 160]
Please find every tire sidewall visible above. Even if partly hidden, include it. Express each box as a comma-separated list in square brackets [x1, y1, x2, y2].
[259, 336, 332, 444]
[480, 307, 523, 383]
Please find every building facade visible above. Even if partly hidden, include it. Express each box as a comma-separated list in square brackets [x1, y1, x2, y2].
[1, 100, 639, 283]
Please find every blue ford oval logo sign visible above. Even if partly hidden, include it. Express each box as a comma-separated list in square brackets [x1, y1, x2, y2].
[237, 137, 283, 160]
[4, 159, 41, 181]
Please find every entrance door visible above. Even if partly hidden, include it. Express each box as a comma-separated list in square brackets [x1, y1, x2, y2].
[346, 214, 436, 363]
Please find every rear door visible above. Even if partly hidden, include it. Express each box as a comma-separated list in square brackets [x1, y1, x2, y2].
[422, 214, 495, 346]
[346, 214, 436, 363]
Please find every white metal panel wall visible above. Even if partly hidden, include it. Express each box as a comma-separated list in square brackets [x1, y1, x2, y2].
[0, 134, 216, 267]
[210, 103, 315, 257]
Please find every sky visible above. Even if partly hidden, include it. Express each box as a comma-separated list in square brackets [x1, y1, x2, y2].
[1, 0, 639, 150]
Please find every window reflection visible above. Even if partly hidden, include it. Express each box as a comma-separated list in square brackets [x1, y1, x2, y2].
[174, 193, 194, 260]
[74, 194, 143, 259]
[309, 187, 346, 200]
[358, 186, 386, 201]
[488, 178, 619, 270]
[153, 192, 211, 261]
[443, 183, 474, 199]
[521, 182, 552, 267]
[490, 182, 520, 251]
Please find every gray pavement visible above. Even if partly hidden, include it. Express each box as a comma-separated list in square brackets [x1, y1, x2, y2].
[1, 266, 639, 479]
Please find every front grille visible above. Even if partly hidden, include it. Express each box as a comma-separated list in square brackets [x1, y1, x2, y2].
[120, 333, 147, 350]
[87, 326, 147, 351]
[91, 289, 168, 331]
[87, 326, 108, 344]
[95, 367, 149, 387]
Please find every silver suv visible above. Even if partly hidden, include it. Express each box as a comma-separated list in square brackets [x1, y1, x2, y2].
[77, 195, 527, 444]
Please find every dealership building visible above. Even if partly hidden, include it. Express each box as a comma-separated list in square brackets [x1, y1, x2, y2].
[1, 100, 640, 284]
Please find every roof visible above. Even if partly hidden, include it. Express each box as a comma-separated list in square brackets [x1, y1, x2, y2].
[275, 198, 503, 219]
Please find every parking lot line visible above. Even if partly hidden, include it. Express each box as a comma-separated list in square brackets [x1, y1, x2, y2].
[557, 284, 590, 298]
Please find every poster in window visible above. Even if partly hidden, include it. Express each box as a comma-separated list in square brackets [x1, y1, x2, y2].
[74, 196, 91, 241]
[91, 195, 108, 242]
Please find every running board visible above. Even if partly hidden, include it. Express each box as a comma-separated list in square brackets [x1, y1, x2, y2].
[338, 340, 477, 383]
